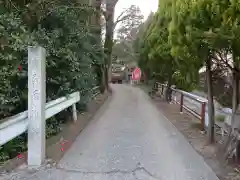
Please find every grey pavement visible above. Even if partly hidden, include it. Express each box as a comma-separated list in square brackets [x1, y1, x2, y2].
[1, 84, 219, 180]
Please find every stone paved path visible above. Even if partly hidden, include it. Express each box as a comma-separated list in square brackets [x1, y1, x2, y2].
[1, 84, 219, 180]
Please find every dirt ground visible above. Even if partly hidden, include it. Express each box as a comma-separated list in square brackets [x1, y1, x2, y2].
[151, 96, 240, 180]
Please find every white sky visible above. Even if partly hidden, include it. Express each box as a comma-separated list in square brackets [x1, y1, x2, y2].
[114, 0, 158, 21]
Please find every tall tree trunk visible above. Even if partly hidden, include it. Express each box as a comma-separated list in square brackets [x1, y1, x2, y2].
[206, 57, 215, 144]
[232, 52, 239, 121]
[103, 2, 115, 91]
[232, 70, 239, 121]
[91, 0, 106, 93]
[100, 65, 106, 93]
[104, 65, 109, 88]
[233, 55, 240, 162]
[222, 52, 240, 162]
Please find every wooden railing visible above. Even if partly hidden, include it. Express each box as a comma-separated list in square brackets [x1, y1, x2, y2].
[156, 83, 207, 131]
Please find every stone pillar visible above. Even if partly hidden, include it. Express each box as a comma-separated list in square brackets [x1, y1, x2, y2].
[72, 104, 77, 122]
[28, 46, 46, 166]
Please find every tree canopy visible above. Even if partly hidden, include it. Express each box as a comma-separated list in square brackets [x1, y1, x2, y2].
[133, 0, 240, 146]
[112, 5, 144, 64]
[0, 0, 103, 162]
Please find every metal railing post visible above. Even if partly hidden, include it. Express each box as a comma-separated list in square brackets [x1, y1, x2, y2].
[173, 90, 177, 104]
[201, 102, 206, 131]
[180, 93, 183, 114]
[161, 85, 164, 95]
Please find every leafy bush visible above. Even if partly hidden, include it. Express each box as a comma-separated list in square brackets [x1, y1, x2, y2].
[0, 1, 103, 163]
[0, 13, 33, 118]
[216, 115, 226, 122]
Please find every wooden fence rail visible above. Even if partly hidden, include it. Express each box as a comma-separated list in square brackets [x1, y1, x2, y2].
[156, 82, 207, 131]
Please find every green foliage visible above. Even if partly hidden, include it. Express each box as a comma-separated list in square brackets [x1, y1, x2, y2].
[215, 114, 226, 122]
[133, 0, 240, 90]
[133, 2, 199, 88]
[0, 0, 103, 162]
[172, 71, 198, 91]
[0, 134, 27, 163]
[0, 13, 33, 118]
[133, 0, 240, 145]
[112, 5, 144, 65]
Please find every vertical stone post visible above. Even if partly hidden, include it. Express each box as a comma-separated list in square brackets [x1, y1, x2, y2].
[28, 46, 46, 166]
[72, 104, 77, 122]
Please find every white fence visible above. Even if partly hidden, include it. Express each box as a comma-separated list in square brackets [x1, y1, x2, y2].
[0, 46, 100, 167]
[156, 83, 232, 131]
[0, 92, 80, 147]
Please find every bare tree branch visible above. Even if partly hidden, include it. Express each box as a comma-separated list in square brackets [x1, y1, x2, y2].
[216, 51, 234, 70]
[114, 5, 143, 28]
[114, 9, 129, 27]
[101, 9, 107, 19]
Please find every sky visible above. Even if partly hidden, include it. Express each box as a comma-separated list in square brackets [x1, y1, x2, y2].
[114, 0, 158, 21]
